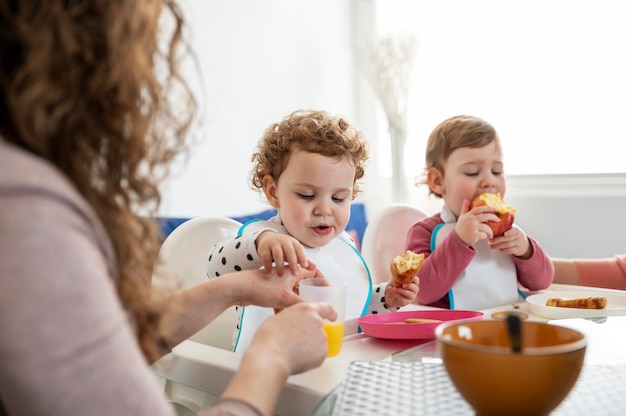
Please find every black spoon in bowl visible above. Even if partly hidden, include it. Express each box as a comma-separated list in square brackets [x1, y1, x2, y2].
[506, 313, 522, 353]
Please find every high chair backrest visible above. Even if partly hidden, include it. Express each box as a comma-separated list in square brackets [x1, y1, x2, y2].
[361, 204, 428, 284]
[155, 215, 242, 350]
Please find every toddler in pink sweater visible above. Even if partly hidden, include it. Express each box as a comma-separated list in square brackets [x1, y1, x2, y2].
[405, 115, 553, 310]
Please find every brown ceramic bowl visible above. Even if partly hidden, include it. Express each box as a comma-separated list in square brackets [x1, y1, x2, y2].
[435, 320, 586, 416]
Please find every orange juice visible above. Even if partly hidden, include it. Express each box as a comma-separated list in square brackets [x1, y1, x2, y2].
[323, 321, 345, 357]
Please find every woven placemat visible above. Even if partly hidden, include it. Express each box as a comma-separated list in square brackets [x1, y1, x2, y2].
[330, 361, 626, 416]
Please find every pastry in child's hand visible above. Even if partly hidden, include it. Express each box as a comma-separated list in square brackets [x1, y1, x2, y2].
[546, 296, 608, 309]
[390, 250, 424, 288]
[470, 192, 515, 237]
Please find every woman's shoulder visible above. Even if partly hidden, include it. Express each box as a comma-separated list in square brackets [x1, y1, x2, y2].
[0, 140, 113, 264]
[1, 140, 78, 199]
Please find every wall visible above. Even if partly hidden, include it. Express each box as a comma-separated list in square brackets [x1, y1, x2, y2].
[160, 0, 362, 218]
[502, 175, 626, 259]
[161, 1, 626, 260]
[358, 173, 626, 259]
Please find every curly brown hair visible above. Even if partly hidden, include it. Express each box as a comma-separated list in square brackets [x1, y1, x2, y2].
[250, 110, 369, 199]
[420, 115, 501, 197]
[0, 0, 194, 362]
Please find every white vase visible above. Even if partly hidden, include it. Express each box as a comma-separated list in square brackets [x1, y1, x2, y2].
[389, 124, 409, 203]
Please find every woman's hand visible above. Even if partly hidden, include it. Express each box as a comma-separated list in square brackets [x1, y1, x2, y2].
[221, 302, 337, 415]
[159, 263, 323, 352]
[250, 302, 337, 373]
[231, 263, 319, 309]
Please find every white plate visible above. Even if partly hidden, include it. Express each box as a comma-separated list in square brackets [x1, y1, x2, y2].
[527, 291, 626, 319]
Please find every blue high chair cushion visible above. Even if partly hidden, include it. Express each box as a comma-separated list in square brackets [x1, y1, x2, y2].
[157, 203, 368, 250]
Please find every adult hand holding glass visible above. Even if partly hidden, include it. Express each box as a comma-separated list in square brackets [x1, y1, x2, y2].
[220, 301, 336, 415]
[299, 277, 347, 357]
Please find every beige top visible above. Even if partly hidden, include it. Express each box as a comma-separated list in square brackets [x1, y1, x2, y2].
[0, 140, 260, 416]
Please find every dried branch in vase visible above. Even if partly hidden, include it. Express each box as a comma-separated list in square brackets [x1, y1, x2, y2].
[358, 34, 417, 137]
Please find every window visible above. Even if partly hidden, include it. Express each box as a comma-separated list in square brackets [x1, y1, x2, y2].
[368, 0, 626, 176]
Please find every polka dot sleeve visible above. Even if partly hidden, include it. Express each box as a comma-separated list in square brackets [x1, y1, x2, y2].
[365, 281, 399, 315]
[206, 230, 275, 278]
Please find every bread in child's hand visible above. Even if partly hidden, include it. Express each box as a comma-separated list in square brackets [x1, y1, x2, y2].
[390, 250, 424, 288]
[470, 192, 515, 237]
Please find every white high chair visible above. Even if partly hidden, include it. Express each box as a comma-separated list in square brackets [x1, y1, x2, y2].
[155, 215, 242, 349]
[152, 215, 242, 415]
[361, 204, 428, 284]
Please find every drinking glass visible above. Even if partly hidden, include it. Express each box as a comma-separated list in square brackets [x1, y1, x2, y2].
[299, 277, 347, 358]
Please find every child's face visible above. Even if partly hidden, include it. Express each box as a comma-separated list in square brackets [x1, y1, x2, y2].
[429, 141, 506, 218]
[263, 148, 354, 248]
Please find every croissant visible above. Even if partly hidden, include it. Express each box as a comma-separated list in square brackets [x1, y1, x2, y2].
[390, 250, 424, 288]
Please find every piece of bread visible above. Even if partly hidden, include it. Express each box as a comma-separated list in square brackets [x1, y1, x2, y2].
[390, 250, 424, 288]
[470, 192, 516, 236]
[471, 192, 515, 215]
[546, 296, 608, 309]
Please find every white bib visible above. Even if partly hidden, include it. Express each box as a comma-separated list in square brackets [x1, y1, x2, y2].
[433, 206, 520, 310]
[234, 220, 371, 353]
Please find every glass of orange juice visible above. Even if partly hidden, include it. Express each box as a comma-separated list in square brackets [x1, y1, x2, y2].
[299, 277, 347, 358]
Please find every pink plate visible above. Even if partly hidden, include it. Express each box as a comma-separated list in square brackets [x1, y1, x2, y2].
[358, 309, 484, 339]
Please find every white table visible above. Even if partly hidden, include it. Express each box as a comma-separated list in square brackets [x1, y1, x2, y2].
[152, 284, 626, 415]
[152, 317, 432, 415]
[318, 285, 626, 416]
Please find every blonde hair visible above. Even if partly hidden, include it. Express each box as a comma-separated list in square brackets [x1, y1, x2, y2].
[420, 115, 501, 197]
[250, 109, 369, 198]
[0, 0, 194, 362]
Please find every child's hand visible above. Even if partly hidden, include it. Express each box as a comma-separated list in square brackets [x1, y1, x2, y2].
[256, 231, 311, 276]
[488, 225, 533, 259]
[456, 199, 500, 246]
[273, 261, 323, 314]
[383, 276, 420, 308]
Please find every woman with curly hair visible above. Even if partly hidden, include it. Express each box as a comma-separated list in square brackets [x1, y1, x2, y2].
[0, 1, 334, 415]
[207, 109, 419, 353]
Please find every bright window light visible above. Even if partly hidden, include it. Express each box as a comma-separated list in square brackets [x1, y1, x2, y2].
[371, 0, 626, 176]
